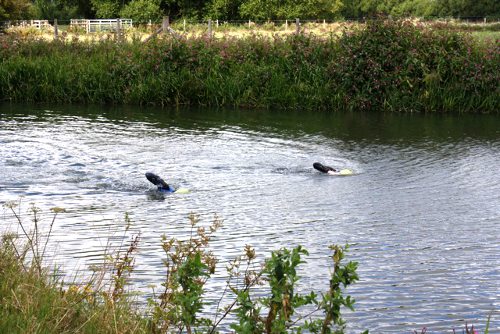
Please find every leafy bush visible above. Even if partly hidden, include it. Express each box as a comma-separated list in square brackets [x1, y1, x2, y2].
[119, 0, 163, 24]
[328, 19, 500, 112]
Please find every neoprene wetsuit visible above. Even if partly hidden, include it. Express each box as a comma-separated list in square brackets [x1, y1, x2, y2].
[145, 172, 174, 192]
[313, 162, 338, 173]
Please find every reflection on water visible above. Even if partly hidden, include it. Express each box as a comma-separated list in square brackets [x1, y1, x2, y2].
[1, 104, 499, 333]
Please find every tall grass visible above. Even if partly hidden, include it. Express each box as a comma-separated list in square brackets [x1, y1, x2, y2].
[0, 202, 149, 333]
[0, 19, 498, 112]
[1, 201, 365, 333]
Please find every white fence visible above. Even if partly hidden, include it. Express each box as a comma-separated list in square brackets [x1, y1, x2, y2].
[70, 19, 133, 33]
[13, 20, 51, 29]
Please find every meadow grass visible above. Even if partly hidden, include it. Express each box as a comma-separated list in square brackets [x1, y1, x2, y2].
[470, 31, 500, 45]
[0, 19, 498, 113]
[0, 205, 149, 334]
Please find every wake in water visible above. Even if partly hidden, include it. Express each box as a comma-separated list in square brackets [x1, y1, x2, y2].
[271, 166, 311, 175]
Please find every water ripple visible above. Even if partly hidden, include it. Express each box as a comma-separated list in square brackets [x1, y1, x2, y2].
[1, 107, 499, 333]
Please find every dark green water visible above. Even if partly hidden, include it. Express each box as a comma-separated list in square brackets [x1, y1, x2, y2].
[1, 103, 499, 333]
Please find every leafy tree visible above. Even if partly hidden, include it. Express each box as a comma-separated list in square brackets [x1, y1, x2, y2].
[239, 0, 276, 20]
[339, 0, 500, 18]
[120, 0, 163, 22]
[75, 0, 95, 18]
[390, 0, 437, 17]
[460, 0, 500, 17]
[205, 0, 243, 20]
[91, 0, 120, 18]
[32, 0, 79, 19]
[341, 0, 363, 18]
[4, 0, 499, 23]
[239, 0, 343, 20]
[279, 0, 344, 19]
[358, 0, 384, 16]
[0, 0, 33, 20]
[433, 0, 462, 17]
[161, 0, 210, 19]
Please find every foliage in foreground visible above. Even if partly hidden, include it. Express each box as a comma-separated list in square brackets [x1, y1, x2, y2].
[1, 200, 366, 334]
[0, 19, 498, 113]
[0, 204, 148, 334]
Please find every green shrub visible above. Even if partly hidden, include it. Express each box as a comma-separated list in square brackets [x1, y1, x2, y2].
[328, 19, 500, 112]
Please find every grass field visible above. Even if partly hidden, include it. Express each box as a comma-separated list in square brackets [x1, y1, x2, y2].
[470, 31, 500, 44]
[4, 19, 499, 43]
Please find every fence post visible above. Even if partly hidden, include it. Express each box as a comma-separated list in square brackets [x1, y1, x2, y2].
[248, 20, 251, 28]
[54, 19, 58, 40]
[116, 18, 121, 41]
[183, 19, 186, 31]
[162, 16, 169, 35]
[208, 19, 212, 39]
[285, 19, 288, 30]
[295, 18, 300, 35]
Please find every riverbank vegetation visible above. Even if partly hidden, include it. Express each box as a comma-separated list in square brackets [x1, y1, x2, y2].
[1, 201, 365, 333]
[1, 19, 498, 112]
[1, 201, 493, 333]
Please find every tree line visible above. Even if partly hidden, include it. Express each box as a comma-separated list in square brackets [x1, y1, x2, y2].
[1, 0, 499, 23]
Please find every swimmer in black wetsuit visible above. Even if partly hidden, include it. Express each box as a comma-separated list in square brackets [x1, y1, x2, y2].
[145, 172, 174, 192]
[313, 162, 338, 174]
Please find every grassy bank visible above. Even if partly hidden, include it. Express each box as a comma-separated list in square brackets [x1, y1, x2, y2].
[0, 19, 498, 112]
[1, 202, 365, 334]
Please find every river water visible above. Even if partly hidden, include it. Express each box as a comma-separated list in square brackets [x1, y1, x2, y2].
[1, 104, 499, 333]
